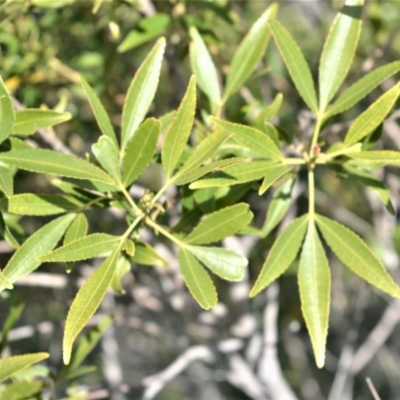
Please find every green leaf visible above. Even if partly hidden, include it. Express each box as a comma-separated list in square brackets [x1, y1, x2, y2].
[344, 84, 400, 146]
[250, 214, 308, 297]
[0, 353, 49, 383]
[12, 109, 71, 136]
[178, 248, 217, 309]
[122, 118, 161, 187]
[298, 220, 330, 368]
[92, 136, 121, 181]
[64, 214, 88, 245]
[315, 214, 400, 298]
[111, 253, 131, 294]
[189, 161, 285, 189]
[131, 241, 167, 267]
[189, 27, 221, 113]
[187, 245, 247, 281]
[0, 149, 116, 185]
[63, 246, 121, 364]
[319, 0, 364, 111]
[261, 176, 294, 237]
[38, 233, 120, 262]
[210, 117, 282, 160]
[80, 76, 118, 147]
[184, 203, 252, 245]
[255, 93, 283, 130]
[0, 165, 13, 196]
[258, 164, 293, 195]
[121, 37, 165, 152]
[0, 194, 81, 215]
[0, 75, 15, 143]
[223, 4, 278, 102]
[173, 129, 232, 182]
[269, 20, 318, 113]
[325, 60, 400, 118]
[0, 380, 43, 400]
[117, 14, 171, 53]
[162, 76, 197, 179]
[0, 214, 75, 292]
[0, 271, 13, 290]
[347, 150, 400, 167]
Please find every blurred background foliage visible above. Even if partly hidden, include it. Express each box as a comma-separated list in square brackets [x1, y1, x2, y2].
[1, 0, 400, 399]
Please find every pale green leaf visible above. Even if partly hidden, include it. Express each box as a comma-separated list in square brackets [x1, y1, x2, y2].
[269, 20, 318, 113]
[315, 214, 400, 298]
[131, 241, 167, 267]
[0, 75, 15, 143]
[344, 84, 400, 146]
[121, 37, 165, 152]
[189, 27, 221, 113]
[12, 109, 71, 136]
[64, 214, 88, 245]
[0, 165, 13, 196]
[250, 214, 308, 297]
[80, 76, 118, 147]
[63, 246, 121, 364]
[92, 136, 121, 181]
[0, 214, 75, 292]
[185, 203, 252, 245]
[189, 161, 284, 189]
[111, 254, 131, 294]
[223, 4, 278, 102]
[187, 245, 247, 281]
[122, 118, 161, 187]
[0, 194, 81, 215]
[123, 238, 135, 256]
[319, 0, 364, 111]
[0, 380, 43, 400]
[347, 151, 400, 167]
[0, 353, 49, 382]
[261, 176, 294, 237]
[298, 220, 330, 368]
[0, 270, 13, 290]
[210, 117, 282, 160]
[162, 76, 197, 178]
[0, 149, 116, 185]
[325, 60, 400, 118]
[178, 248, 217, 309]
[38, 233, 120, 262]
[258, 164, 293, 194]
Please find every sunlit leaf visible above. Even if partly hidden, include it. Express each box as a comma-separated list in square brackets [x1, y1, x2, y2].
[131, 241, 167, 267]
[178, 248, 217, 309]
[185, 203, 253, 245]
[0, 165, 13, 196]
[315, 214, 400, 298]
[347, 150, 400, 167]
[269, 20, 318, 113]
[250, 214, 308, 297]
[0, 75, 15, 143]
[92, 136, 121, 181]
[0, 353, 49, 382]
[298, 220, 330, 369]
[111, 253, 131, 294]
[64, 214, 88, 245]
[0, 380, 43, 399]
[258, 164, 293, 194]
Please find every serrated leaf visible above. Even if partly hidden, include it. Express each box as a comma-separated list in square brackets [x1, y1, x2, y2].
[189, 27, 221, 113]
[0, 214, 75, 292]
[344, 84, 400, 147]
[64, 214, 88, 245]
[0, 353, 49, 382]
[111, 253, 131, 294]
[92, 136, 121, 182]
[223, 4, 278, 102]
[261, 176, 294, 237]
[250, 214, 308, 297]
[63, 246, 121, 364]
[173, 129, 232, 182]
[80, 76, 118, 147]
[0, 149, 116, 185]
[190, 161, 284, 189]
[298, 220, 330, 368]
[325, 60, 400, 118]
[178, 248, 217, 309]
[210, 117, 282, 159]
[0, 165, 13, 196]
[0, 75, 15, 143]
[0, 194, 81, 215]
[269, 20, 318, 113]
[187, 245, 247, 281]
[121, 37, 165, 152]
[162, 76, 197, 179]
[319, 0, 363, 111]
[184, 203, 252, 245]
[315, 214, 400, 298]
[258, 164, 293, 194]
[12, 109, 71, 136]
[122, 118, 161, 187]
[131, 241, 167, 267]
[38, 233, 120, 262]
[347, 151, 400, 167]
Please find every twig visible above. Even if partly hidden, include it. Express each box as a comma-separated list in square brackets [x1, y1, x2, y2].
[366, 377, 382, 400]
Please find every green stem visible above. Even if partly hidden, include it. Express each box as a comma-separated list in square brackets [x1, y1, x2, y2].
[122, 215, 142, 241]
[119, 185, 143, 217]
[309, 113, 323, 156]
[308, 168, 315, 219]
[146, 218, 186, 248]
[151, 180, 170, 206]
